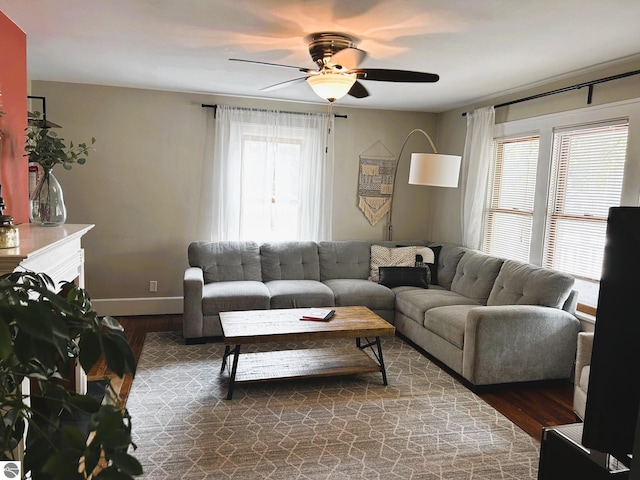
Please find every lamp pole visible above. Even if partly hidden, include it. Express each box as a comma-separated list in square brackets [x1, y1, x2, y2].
[387, 129, 439, 241]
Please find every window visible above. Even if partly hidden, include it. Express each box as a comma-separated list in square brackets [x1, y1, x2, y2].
[483, 105, 633, 312]
[484, 135, 539, 262]
[544, 121, 628, 307]
[211, 106, 334, 242]
[240, 135, 302, 241]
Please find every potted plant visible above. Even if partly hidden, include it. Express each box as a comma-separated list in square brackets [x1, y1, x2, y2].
[0, 270, 142, 479]
[25, 113, 95, 226]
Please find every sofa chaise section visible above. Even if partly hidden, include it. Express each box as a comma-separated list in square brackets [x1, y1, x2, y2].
[394, 247, 581, 386]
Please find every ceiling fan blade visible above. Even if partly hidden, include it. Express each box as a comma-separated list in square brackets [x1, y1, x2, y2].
[350, 68, 440, 83]
[229, 58, 315, 74]
[331, 47, 367, 70]
[260, 76, 309, 92]
[347, 80, 369, 99]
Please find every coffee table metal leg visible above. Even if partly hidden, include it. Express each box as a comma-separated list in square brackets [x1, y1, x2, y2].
[356, 336, 389, 386]
[221, 345, 231, 372]
[375, 337, 388, 386]
[227, 344, 241, 400]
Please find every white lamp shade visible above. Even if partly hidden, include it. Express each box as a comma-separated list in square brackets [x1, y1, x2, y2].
[408, 153, 462, 187]
[307, 73, 356, 101]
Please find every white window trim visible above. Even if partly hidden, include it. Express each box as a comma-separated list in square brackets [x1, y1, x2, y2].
[493, 98, 640, 267]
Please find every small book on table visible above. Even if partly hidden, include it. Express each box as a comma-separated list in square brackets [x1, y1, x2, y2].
[300, 308, 335, 321]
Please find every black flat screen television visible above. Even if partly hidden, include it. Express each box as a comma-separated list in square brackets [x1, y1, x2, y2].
[582, 207, 640, 465]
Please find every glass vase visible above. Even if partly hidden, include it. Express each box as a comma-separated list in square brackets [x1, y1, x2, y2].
[30, 167, 67, 226]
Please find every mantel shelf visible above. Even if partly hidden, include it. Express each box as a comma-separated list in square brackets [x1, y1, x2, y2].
[0, 223, 94, 277]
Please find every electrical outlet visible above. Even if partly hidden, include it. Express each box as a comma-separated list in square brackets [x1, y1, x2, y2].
[149, 280, 158, 292]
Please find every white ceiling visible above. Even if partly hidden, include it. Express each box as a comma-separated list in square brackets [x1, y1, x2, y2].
[2, 0, 640, 112]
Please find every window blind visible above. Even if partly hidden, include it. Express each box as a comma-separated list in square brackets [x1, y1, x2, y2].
[544, 122, 629, 282]
[483, 135, 539, 262]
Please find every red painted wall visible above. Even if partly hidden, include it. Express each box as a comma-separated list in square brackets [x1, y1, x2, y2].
[0, 11, 28, 224]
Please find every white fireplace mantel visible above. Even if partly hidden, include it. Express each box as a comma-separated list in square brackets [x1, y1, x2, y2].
[0, 223, 95, 394]
[0, 223, 94, 288]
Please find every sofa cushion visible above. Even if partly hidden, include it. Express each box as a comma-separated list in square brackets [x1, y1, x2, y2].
[189, 241, 262, 283]
[397, 244, 441, 285]
[451, 251, 504, 305]
[318, 241, 371, 281]
[415, 246, 436, 264]
[395, 288, 480, 324]
[431, 243, 466, 289]
[424, 305, 479, 349]
[379, 266, 429, 289]
[424, 245, 441, 285]
[201, 280, 270, 314]
[323, 278, 395, 310]
[260, 241, 320, 281]
[369, 245, 417, 282]
[487, 260, 575, 309]
[265, 280, 335, 309]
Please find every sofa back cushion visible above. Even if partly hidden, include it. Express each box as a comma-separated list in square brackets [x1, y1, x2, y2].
[432, 243, 467, 289]
[188, 241, 262, 283]
[260, 241, 320, 281]
[451, 251, 504, 305]
[487, 259, 575, 309]
[318, 241, 371, 281]
[368, 245, 417, 282]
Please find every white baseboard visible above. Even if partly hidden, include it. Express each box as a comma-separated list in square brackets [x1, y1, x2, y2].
[92, 297, 183, 317]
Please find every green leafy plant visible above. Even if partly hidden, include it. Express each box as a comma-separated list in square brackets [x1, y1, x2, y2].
[25, 112, 95, 170]
[0, 271, 142, 479]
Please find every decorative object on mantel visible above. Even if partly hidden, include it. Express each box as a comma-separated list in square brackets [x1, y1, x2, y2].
[25, 111, 95, 226]
[29, 166, 67, 226]
[387, 129, 462, 240]
[27, 95, 61, 129]
[357, 140, 396, 226]
[0, 185, 18, 248]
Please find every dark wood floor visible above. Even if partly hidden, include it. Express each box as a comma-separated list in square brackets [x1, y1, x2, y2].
[90, 314, 578, 442]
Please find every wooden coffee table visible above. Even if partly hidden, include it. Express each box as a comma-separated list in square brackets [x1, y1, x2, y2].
[219, 306, 395, 399]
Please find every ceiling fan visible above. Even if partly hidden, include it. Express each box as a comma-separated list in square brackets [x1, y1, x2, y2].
[230, 32, 439, 103]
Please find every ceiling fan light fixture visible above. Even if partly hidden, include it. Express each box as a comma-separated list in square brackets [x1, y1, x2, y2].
[307, 73, 356, 102]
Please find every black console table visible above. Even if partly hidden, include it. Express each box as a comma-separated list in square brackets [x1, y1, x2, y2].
[538, 423, 630, 480]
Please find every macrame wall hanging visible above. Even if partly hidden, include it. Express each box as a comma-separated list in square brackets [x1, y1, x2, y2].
[357, 141, 397, 226]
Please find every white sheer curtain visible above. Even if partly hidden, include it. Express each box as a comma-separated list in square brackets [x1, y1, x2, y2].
[461, 106, 495, 249]
[210, 106, 334, 241]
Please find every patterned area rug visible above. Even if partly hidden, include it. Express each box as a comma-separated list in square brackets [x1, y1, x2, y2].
[127, 332, 540, 479]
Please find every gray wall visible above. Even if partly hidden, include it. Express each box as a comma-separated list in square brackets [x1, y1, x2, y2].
[31, 81, 438, 314]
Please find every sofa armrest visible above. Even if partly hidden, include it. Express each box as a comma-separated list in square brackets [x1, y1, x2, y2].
[575, 332, 594, 385]
[462, 305, 580, 385]
[183, 267, 205, 340]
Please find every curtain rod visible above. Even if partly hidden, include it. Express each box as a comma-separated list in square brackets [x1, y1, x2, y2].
[202, 103, 347, 119]
[461, 69, 640, 116]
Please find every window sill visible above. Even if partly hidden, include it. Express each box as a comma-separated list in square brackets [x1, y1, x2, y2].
[575, 310, 596, 325]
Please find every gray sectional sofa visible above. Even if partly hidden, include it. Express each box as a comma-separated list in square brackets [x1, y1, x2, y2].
[183, 239, 581, 387]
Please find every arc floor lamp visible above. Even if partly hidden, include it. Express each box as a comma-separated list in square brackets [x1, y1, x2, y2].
[387, 129, 462, 240]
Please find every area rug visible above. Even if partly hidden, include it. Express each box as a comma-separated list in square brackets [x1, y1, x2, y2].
[126, 332, 540, 479]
